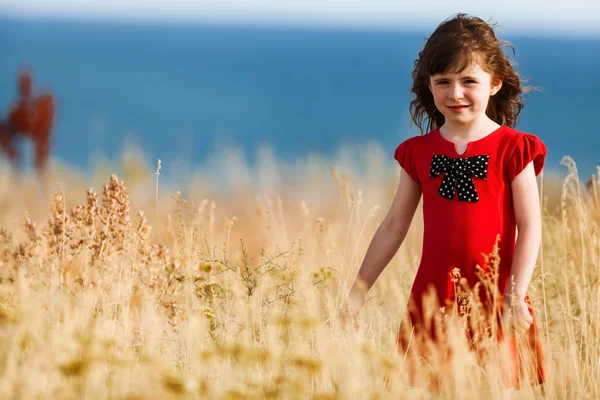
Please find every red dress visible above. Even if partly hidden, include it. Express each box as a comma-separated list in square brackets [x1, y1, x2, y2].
[393, 125, 546, 388]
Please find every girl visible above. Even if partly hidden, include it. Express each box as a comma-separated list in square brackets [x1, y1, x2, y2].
[343, 13, 546, 395]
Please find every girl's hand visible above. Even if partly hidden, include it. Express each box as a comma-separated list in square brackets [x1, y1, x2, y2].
[502, 299, 533, 337]
[339, 285, 367, 333]
[338, 303, 360, 333]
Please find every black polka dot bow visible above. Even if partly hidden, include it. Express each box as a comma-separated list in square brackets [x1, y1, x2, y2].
[429, 154, 489, 202]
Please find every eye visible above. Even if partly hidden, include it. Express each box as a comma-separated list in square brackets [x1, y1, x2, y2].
[464, 79, 477, 84]
[436, 80, 449, 85]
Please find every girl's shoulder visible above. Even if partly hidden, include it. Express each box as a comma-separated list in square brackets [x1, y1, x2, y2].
[393, 131, 434, 162]
[498, 126, 547, 180]
[393, 130, 445, 183]
[497, 125, 546, 146]
[395, 129, 439, 148]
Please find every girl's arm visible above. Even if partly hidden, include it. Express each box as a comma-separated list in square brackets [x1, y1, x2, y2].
[507, 161, 542, 303]
[346, 168, 422, 310]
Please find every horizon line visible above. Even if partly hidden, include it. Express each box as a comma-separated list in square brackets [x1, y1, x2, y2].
[3, 14, 600, 40]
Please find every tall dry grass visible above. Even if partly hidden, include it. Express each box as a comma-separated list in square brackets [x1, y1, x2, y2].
[0, 144, 597, 399]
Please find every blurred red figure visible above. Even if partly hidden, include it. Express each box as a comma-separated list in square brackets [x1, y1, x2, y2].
[0, 68, 55, 179]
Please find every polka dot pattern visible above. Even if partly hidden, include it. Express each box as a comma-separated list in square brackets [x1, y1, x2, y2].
[429, 154, 489, 202]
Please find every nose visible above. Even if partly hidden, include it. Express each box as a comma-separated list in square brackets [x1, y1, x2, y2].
[449, 83, 464, 101]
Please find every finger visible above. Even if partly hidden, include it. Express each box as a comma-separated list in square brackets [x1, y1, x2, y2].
[525, 314, 534, 325]
[519, 305, 533, 323]
[520, 316, 532, 328]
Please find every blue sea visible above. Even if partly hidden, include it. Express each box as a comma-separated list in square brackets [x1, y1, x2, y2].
[1, 17, 598, 178]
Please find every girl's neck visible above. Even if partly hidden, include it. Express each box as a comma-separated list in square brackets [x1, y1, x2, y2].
[439, 118, 501, 143]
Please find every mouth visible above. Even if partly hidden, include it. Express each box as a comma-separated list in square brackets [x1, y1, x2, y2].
[447, 105, 469, 112]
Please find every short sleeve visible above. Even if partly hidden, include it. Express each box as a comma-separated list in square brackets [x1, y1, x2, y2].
[507, 133, 547, 181]
[394, 138, 419, 183]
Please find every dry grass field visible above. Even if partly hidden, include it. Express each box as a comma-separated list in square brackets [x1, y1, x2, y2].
[0, 144, 597, 399]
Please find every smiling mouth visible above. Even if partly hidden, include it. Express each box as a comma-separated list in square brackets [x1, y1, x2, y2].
[448, 105, 469, 112]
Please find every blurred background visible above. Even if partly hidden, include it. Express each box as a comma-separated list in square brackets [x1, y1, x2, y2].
[1, 0, 598, 186]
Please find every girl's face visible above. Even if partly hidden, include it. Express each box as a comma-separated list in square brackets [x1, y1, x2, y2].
[428, 60, 502, 128]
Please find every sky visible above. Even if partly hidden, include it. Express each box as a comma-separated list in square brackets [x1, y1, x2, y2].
[1, 0, 600, 36]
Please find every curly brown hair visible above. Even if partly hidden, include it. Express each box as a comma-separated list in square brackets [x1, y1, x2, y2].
[409, 13, 531, 135]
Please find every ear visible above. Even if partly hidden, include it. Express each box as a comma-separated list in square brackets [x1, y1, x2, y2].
[490, 78, 503, 96]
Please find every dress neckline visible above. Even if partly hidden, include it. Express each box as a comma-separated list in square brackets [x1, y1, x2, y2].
[435, 125, 505, 156]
